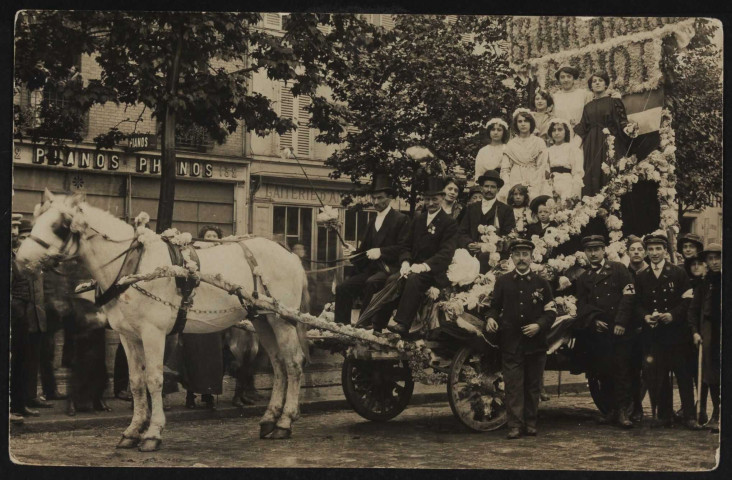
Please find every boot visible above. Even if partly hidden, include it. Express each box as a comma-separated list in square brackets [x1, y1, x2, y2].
[617, 409, 633, 429]
[185, 391, 197, 409]
[66, 399, 76, 417]
[202, 394, 216, 410]
[9, 412, 25, 424]
[93, 398, 112, 412]
[597, 410, 616, 425]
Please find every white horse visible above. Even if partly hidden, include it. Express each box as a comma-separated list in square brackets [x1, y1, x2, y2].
[15, 190, 309, 451]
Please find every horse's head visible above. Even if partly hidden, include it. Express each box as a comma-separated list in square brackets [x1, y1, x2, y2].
[15, 189, 86, 272]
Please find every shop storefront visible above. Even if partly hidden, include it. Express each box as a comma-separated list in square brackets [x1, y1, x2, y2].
[12, 142, 249, 237]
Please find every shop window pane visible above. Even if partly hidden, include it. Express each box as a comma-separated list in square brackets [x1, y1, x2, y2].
[300, 208, 312, 253]
[273, 206, 286, 235]
[286, 206, 299, 235]
[357, 211, 368, 241]
[345, 210, 356, 241]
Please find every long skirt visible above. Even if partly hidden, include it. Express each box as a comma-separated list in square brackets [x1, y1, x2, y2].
[180, 332, 223, 395]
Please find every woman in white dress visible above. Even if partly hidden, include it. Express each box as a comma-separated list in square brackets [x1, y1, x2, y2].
[546, 118, 584, 203]
[474, 117, 510, 181]
[551, 65, 592, 147]
[501, 109, 551, 200]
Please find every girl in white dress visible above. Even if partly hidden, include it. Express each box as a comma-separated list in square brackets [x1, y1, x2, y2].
[547, 118, 584, 203]
[474, 118, 510, 181]
[551, 65, 592, 147]
[502, 109, 551, 200]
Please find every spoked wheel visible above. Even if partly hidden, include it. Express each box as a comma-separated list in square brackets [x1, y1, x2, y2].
[448, 346, 507, 432]
[341, 357, 414, 422]
[587, 376, 613, 414]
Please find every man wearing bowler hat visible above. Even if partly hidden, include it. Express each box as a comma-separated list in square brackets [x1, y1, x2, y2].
[485, 238, 557, 439]
[335, 173, 410, 330]
[575, 234, 637, 428]
[634, 232, 702, 430]
[458, 170, 515, 272]
[386, 176, 458, 336]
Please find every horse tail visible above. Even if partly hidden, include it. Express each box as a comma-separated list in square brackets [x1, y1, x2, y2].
[296, 269, 311, 365]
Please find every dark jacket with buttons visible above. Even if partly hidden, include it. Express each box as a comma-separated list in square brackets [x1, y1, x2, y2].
[634, 261, 693, 346]
[11, 254, 47, 334]
[576, 260, 635, 335]
[352, 208, 410, 274]
[486, 270, 557, 354]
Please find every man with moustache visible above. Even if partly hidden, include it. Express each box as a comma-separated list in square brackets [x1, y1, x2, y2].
[575, 235, 636, 428]
[335, 173, 410, 331]
[458, 170, 515, 272]
[634, 232, 702, 430]
[687, 243, 721, 432]
[386, 177, 458, 336]
[485, 238, 557, 439]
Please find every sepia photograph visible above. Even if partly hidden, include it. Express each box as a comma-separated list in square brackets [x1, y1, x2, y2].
[7, 9, 724, 470]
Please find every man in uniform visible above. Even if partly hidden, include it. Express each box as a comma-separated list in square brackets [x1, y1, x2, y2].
[634, 232, 702, 430]
[335, 173, 410, 330]
[485, 238, 557, 439]
[458, 170, 515, 272]
[386, 177, 457, 336]
[575, 235, 636, 428]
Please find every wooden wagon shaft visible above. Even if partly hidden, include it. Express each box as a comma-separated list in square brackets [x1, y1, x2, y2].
[118, 267, 403, 351]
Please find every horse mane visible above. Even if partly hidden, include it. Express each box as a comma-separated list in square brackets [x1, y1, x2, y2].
[77, 202, 135, 241]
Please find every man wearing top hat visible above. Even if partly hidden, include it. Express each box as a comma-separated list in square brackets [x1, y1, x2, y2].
[335, 173, 410, 330]
[458, 170, 515, 272]
[525, 195, 557, 239]
[485, 238, 557, 439]
[687, 242, 721, 432]
[386, 176, 458, 336]
[634, 232, 702, 430]
[575, 234, 637, 428]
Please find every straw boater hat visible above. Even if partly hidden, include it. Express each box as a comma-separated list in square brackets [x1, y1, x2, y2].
[555, 64, 580, 81]
[677, 232, 704, 253]
[12, 213, 23, 227]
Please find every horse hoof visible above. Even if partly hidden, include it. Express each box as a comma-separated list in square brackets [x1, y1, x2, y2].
[259, 422, 276, 439]
[116, 436, 140, 449]
[270, 427, 292, 440]
[138, 438, 162, 452]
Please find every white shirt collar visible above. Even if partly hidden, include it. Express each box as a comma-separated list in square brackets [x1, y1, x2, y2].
[652, 260, 665, 272]
[515, 267, 531, 276]
[426, 208, 441, 225]
[592, 259, 606, 271]
[374, 205, 391, 231]
[376, 205, 391, 219]
[481, 198, 496, 214]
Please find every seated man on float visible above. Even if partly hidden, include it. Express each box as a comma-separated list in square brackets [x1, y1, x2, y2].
[335, 173, 410, 331]
[457, 170, 516, 272]
[385, 177, 458, 336]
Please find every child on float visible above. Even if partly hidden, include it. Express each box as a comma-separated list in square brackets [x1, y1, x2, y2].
[475, 118, 510, 201]
[506, 183, 533, 237]
[501, 109, 551, 201]
[546, 118, 584, 206]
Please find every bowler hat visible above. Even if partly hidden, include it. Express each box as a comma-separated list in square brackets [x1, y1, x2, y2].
[529, 195, 551, 214]
[509, 238, 535, 252]
[643, 233, 668, 248]
[423, 176, 447, 197]
[19, 218, 33, 234]
[555, 65, 580, 81]
[581, 235, 606, 249]
[368, 173, 395, 195]
[476, 170, 504, 189]
[677, 232, 704, 252]
[700, 242, 721, 259]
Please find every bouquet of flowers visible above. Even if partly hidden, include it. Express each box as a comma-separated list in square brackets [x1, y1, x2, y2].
[623, 121, 640, 139]
[447, 249, 481, 286]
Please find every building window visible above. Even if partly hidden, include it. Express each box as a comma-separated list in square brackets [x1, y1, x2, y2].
[174, 123, 214, 152]
[273, 205, 312, 253]
[344, 209, 376, 248]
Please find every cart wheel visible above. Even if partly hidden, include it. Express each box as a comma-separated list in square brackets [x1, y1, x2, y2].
[587, 376, 612, 414]
[341, 357, 414, 422]
[448, 346, 507, 432]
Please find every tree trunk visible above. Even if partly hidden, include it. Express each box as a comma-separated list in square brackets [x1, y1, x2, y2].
[155, 30, 184, 233]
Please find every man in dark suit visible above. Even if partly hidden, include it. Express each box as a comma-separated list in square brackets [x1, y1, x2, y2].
[386, 177, 458, 336]
[335, 174, 410, 330]
[575, 235, 636, 428]
[525, 195, 557, 239]
[485, 238, 557, 439]
[458, 170, 515, 272]
[635, 232, 701, 430]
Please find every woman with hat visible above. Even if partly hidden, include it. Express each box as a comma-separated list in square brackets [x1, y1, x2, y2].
[574, 72, 632, 197]
[551, 65, 592, 143]
[546, 117, 584, 203]
[502, 108, 552, 200]
[677, 232, 705, 273]
[475, 118, 510, 188]
[688, 242, 721, 432]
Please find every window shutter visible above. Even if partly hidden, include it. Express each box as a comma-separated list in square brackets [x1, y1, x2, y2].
[279, 85, 294, 150]
[296, 95, 311, 157]
[381, 14, 395, 30]
[446, 15, 457, 25]
[265, 13, 281, 29]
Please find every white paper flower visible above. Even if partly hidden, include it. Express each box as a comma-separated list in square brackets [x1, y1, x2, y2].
[447, 249, 480, 286]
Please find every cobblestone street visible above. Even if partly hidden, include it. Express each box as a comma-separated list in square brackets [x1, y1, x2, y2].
[9, 391, 719, 470]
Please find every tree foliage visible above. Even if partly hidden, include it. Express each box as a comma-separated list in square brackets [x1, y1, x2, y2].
[664, 18, 723, 214]
[13, 11, 335, 230]
[302, 15, 519, 209]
